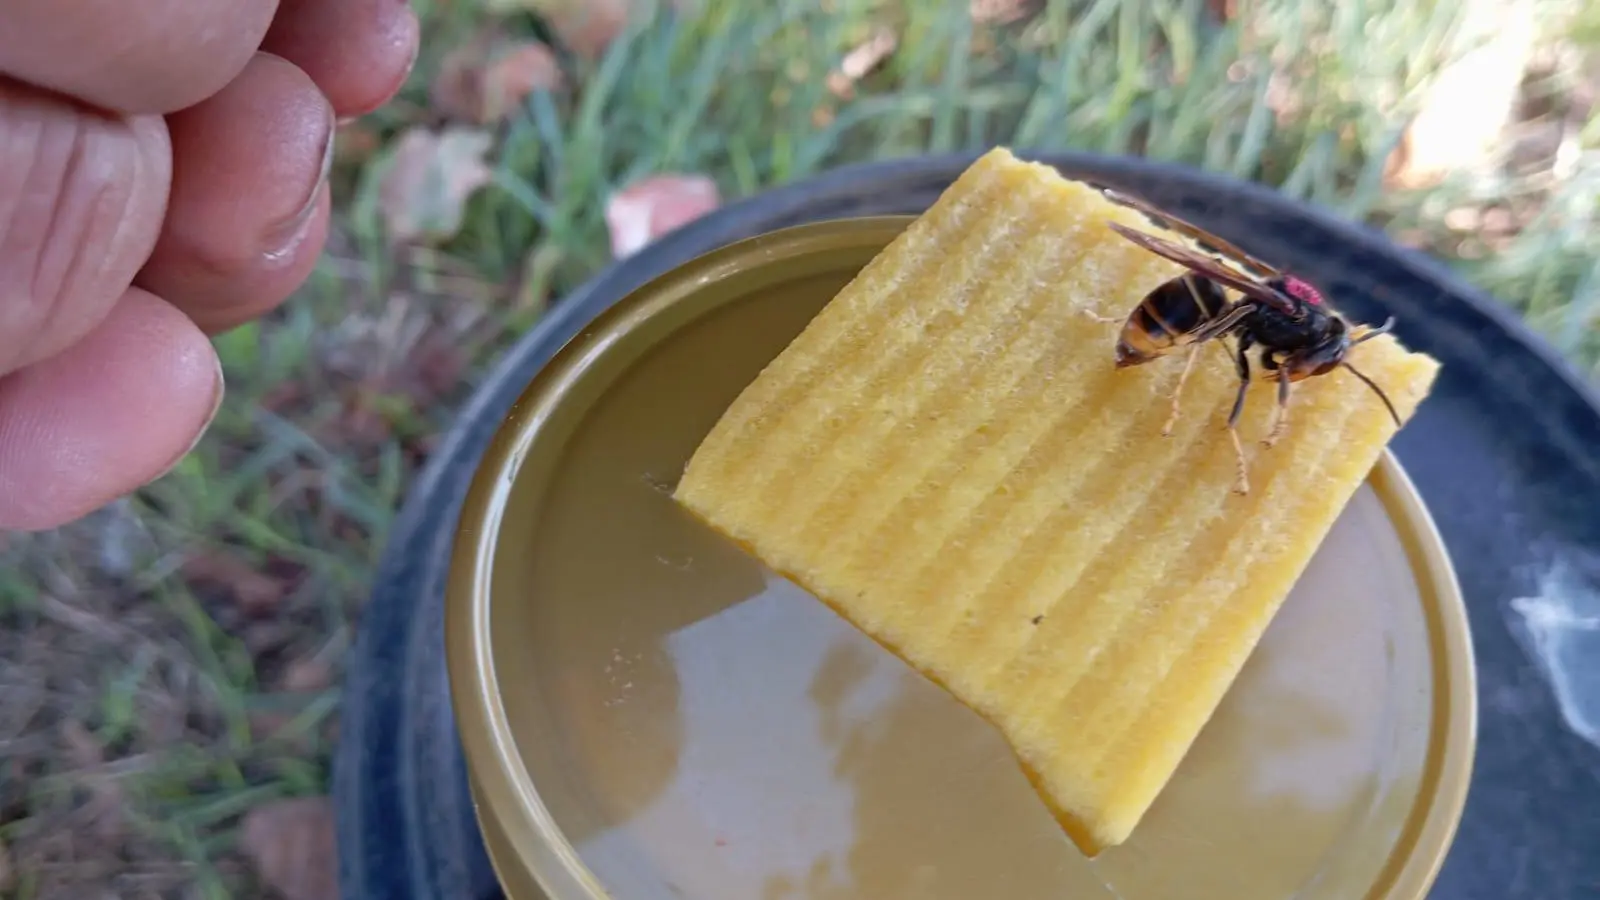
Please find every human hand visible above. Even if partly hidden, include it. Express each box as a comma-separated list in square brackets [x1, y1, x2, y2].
[0, 0, 419, 531]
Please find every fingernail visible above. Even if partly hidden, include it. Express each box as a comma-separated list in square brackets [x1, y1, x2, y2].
[339, 18, 421, 126]
[264, 109, 335, 259]
[146, 355, 226, 487]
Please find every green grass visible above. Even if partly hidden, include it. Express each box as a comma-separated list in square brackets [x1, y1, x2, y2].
[2, 0, 1597, 895]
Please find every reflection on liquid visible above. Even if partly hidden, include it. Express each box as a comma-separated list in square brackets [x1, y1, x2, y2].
[572, 571, 1095, 899]
[545, 488, 1436, 900]
[505, 281, 1442, 899]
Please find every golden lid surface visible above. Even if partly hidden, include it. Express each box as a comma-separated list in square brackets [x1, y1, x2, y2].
[446, 217, 1476, 900]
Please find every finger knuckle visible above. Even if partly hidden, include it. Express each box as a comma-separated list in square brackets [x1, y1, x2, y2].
[0, 85, 166, 371]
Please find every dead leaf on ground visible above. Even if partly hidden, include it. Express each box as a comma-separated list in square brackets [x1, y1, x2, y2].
[430, 35, 492, 121]
[182, 552, 289, 617]
[971, 0, 1040, 25]
[482, 42, 564, 120]
[433, 37, 563, 124]
[488, 0, 635, 58]
[604, 174, 721, 260]
[377, 127, 495, 246]
[241, 797, 338, 900]
[826, 27, 897, 100]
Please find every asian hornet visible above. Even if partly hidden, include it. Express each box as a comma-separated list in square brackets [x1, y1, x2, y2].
[1088, 187, 1400, 495]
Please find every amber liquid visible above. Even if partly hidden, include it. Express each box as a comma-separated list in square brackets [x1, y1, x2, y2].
[488, 271, 1439, 900]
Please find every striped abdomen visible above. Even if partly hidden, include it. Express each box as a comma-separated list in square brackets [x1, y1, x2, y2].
[1114, 275, 1232, 366]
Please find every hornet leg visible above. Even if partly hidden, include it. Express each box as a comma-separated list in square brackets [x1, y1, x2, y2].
[1227, 340, 1253, 495]
[1162, 299, 1251, 437]
[1162, 344, 1202, 437]
[1264, 365, 1293, 448]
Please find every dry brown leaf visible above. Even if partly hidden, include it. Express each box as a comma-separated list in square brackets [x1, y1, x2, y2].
[433, 37, 562, 124]
[377, 127, 494, 245]
[430, 37, 491, 121]
[182, 552, 288, 616]
[532, 0, 634, 58]
[826, 27, 897, 100]
[604, 174, 721, 260]
[970, 0, 1039, 25]
[481, 42, 564, 120]
[241, 797, 338, 900]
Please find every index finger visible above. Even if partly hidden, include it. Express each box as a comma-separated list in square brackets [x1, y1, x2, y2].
[0, 0, 278, 115]
[262, 0, 420, 119]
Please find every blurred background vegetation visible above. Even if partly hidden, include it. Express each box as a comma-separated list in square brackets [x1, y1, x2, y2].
[1, 0, 1596, 896]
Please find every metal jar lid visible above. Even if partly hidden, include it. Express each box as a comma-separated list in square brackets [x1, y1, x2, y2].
[445, 217, 1476, 900]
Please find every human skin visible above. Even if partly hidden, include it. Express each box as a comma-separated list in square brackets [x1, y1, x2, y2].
[0, 0, 420, 530]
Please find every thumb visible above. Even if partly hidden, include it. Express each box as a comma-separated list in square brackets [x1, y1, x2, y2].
[0, 288, 221, 532]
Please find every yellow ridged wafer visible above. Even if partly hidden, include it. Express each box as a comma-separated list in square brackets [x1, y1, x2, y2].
[673, 147, 1440, 856]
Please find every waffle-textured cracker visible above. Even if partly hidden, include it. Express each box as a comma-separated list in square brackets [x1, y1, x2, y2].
[674, 147, 1440, 855]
